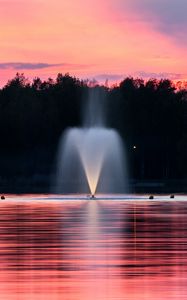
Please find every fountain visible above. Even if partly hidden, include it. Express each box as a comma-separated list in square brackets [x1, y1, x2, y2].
[54, 87, 128, 196]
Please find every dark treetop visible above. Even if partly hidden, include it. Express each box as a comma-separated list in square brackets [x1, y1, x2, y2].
[0, 73, 187, 192]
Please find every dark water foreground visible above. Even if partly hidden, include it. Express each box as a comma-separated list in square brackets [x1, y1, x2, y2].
[0, 196, 187, 300]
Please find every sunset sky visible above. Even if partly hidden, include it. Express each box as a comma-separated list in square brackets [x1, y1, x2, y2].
[0, 0, 187, 86]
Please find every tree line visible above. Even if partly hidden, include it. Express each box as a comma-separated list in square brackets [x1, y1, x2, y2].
[0, 72, 187, 188]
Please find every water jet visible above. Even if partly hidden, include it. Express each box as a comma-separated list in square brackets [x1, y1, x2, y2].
[54, 88, 129, 196]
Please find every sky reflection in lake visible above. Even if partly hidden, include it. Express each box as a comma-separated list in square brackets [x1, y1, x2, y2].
[0, 196, 187, 300]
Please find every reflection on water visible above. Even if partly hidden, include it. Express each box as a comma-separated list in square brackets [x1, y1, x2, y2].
[0, 197, 187, 299]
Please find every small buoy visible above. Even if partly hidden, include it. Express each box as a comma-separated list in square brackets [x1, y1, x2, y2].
[1, 195, 5, 200]
[149, 195, 154, 199]
[170, 194, 175, 199]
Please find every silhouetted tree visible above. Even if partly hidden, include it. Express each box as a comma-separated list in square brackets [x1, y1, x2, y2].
[0, 73, 187, 192]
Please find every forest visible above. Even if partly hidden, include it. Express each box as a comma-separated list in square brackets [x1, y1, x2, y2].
[0, 73, 187, 192]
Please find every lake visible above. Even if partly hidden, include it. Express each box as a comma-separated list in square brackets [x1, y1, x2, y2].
[0, 195, 187, 300]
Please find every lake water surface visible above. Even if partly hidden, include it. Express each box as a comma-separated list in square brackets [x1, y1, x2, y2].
[0, 195, 187, 300]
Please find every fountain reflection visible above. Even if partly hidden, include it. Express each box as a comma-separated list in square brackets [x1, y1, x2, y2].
[0, 197, 187, 299]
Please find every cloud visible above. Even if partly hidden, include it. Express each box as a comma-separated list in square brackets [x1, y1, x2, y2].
[137, 0, 187, 35]
[0, 62, 88, 71]
[95, 74, 124, 81]
[95, 71, 187, 82]
[91, 71, 186, 83]
[113, 0, 187, 43]
[0, 62, 63, 70]
[95, 71, 186, 82]
[136, 71, 186, 80]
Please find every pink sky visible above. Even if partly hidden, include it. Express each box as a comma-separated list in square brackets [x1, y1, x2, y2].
[0, 0, 186, 86]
